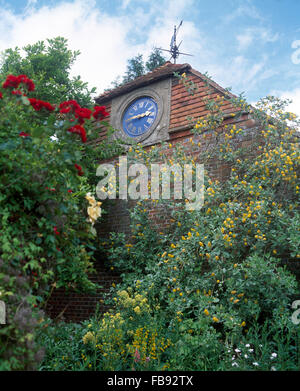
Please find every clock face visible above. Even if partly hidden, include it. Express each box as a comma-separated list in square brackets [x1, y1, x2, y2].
[122, 96, 158, 138]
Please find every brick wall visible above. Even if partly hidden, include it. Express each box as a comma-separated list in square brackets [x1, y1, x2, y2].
[45, 259, 121, 323]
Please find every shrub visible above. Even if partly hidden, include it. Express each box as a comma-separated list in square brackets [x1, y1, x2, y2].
[101, 90, 300, 370]
[0, 73, 115, 369]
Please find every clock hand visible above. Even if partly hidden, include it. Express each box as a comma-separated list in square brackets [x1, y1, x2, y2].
[126, 114, 139, 122]
[126, 111, 152, 122]
[140, 110, 152, 117]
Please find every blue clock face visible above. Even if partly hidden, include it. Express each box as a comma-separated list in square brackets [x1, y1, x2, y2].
[122, 96, 158, 138]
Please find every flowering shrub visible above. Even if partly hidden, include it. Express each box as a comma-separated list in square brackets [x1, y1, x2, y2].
[37, 287, 173, 371]
[102, 91, 300, 370]
[0, 73, 115, 369]
[75, 288, 172, 371]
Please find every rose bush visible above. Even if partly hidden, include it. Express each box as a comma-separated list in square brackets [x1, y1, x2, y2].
[0, 73, 118, 369]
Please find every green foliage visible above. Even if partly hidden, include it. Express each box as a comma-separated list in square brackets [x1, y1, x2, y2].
[0, 258, 44, 370]
[109, 49, 166, 88]
[0, 72, 119, 369]
[145, 48, 167, 73]
[36, 318, 87, 371]
[123, 54, 145, 84]
[100, 87, 300, 370]
[0, 37, 96, 106]
[37, 290, 173, 371]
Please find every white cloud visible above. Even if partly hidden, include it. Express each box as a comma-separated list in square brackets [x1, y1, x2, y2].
[223, 1, 265, 24]
[0, 0, 142, 94]
[203, 54, 272, 97]
[237, 27, 279, 50]
[0, 0, 203, 96]
[121, 0, 131, 9]
[277, 88, 300, 117]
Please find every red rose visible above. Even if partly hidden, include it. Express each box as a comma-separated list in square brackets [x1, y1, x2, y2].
[74, 163, 84, 176]
[3, 75, 19, 89]
[0, 92, 3, 99]
[11, 90, 23, 96]
[29, 98, 55, 112]
[75, 107, 92, 120]
[59, 107, 71, 114]
[53, 226, 60, 235]
[17, 75, 35, 91]
[2, 74, 35, 91]
[19, 132, 30, 137]
[92, 105, 109, 120]
[59, 100, 80, 114]
[68, 124, 87, 143]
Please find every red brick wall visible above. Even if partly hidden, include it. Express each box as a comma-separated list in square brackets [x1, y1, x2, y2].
[45, 260, 121, 323]
[169, 73, 242, 130]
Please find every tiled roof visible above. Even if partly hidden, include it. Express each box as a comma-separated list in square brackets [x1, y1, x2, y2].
[95, 61, 191, 104]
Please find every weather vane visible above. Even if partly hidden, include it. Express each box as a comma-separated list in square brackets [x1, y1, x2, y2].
[157, 21, 193, 64]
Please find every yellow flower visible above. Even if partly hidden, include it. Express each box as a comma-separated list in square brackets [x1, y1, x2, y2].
[87, 204, 102, 225]
[134, 306, 141, 315]
[204, 309, 209, 316]
[240, 321, 246, 327]
[212, 316, 219, 323]
[82, 331, 95, 344]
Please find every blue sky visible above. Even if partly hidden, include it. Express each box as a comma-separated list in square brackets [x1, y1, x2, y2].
[0, 0, 299, 115]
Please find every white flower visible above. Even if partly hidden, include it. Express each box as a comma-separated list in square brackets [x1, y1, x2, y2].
[235, 348, 241, 353]
[245, 344, 250, 348]
[271, 353, 277, 358]
[249, 349, 254, 352]
[232, 362, 239, 367]
[253, 362, 259, 366]
[271, 366, 276, 371]
[244, 354, 248, 358]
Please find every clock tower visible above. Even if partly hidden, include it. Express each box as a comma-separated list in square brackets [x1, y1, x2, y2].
[94, 61, 191, 146]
